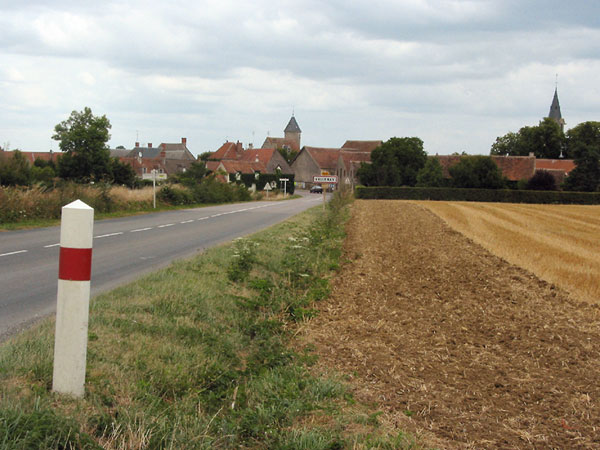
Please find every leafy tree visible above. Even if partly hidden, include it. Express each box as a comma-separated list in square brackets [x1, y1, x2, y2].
[110, 158, 137, 187]
[198, 151, 213, 162]
[53, 107, 112, 182]
[0, 150, 31, 186]
[563, 121, 600, 192]
[277, 147, 299, 165]
[491, 118, 566, 158]
[33, 157, 56, 170]
[177, 160, 207, 187]
[526, 170, 557, 191]
[31, 165, 56, 184]
[449, 155, 505, 189]
[357, 137, 426, 186]
[416, 157, 445, 187]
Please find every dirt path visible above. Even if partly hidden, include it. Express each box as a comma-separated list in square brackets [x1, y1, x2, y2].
[302, 201, 600, 448]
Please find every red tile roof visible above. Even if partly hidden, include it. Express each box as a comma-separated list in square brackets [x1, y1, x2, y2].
[304, 147, 341, 170]
[435, 155, 536, 181]
[491, 156, 536, 181]
[206, 160, 265, 174]
[341, 140, 382, 152]
[239, 148, 276, 165]
[535, 159, 576, 174]
[261, 137, 300, 152]
[4, 151, 61, 164]
[338, 150, 371, 170]
[210, 141, 244, 160]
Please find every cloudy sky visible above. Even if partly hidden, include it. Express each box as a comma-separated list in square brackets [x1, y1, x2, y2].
[1, 0, 599, 156]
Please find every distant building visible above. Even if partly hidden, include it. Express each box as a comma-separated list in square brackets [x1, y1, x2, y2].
[111, 137, 195, 178]
[548, 88, 566, 133]
[291, 147, 342, 188]
[206, 141, 292, 183]
[261, 115, 302, 152]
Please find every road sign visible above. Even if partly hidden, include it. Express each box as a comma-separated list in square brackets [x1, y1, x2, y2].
[313, 175, 338, 183]
[279, 178, 289, 181]
[263, 183, 272, 191]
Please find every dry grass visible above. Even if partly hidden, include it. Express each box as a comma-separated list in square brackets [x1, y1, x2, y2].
[109, 186, 154, 203]
[418, 201, 600, 304]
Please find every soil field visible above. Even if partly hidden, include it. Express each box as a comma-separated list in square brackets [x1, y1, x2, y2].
[302, 200, 600, 448]
[418, 201, 600, 304]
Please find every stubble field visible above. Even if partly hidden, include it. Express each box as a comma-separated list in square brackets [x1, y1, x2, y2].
[301, 200, 600, 448]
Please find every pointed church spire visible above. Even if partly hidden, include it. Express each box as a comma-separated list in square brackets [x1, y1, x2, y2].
[284, 115, 301, 133]
[547, 87, 565, 132]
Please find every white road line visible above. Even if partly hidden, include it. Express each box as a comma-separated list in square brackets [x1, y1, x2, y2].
[0, 250, 28, 257]
[197, 217, 209, 220]
[95, 232, 124, 239]
[44, 243, 60, 248]
[131, 227, 153, 233]
[158, 223, 174, 228]
[180, 220, 194, 224]
[211, 214, 222, 218]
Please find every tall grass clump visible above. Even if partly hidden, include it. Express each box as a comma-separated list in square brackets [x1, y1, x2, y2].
[0, 190, 418, 448]
[0, 179, 253, 227]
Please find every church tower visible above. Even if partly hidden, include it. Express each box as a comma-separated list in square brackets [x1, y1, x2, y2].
[548, 87, 565, 133]
[284, 115, 301, 150]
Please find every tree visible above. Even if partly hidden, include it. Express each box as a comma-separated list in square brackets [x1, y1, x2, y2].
[563, 121, 600, 192]
[53, 107, 112, 182]
[449, 156, 505, 189]
[416, 157, 445, 187]
[491, 118, 566, 159]
[198, 152, 213, 162]
[277, 147, 299, 165]
[177, 160, 207, 187]
[357, 137, 427, 186]
[0, 150, 31, 186]
[110, 158, 137, 187]
[526, 170, 557, 191]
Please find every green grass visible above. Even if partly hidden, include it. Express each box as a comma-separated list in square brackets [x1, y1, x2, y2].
[0, 191, 421, 449]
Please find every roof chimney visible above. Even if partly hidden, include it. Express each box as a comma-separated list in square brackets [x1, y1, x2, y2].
[181, 137, 187, 145]
[148, 143, 152, 148]
[135, 142, 140, 148]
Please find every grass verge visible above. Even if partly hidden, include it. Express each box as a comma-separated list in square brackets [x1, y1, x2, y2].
[0, 191, 418, 449]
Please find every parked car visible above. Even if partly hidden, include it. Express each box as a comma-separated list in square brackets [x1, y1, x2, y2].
[310, 185, 323, 193]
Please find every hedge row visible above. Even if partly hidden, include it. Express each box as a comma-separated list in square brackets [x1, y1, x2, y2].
[355, 186, 600, 205]
[229, 173, 295, 195]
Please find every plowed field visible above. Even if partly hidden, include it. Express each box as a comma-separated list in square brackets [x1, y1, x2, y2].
[302, 201, 600, 448]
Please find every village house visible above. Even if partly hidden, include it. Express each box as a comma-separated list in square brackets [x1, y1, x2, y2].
[292, 140, 382, 189]
[291, 147, 341, 189]
[336, 140, 382, 189]
[111, 137, 196, 179]
[206, 140, 292, 183]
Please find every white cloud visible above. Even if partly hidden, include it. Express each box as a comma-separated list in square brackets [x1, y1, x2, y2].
[0, 0, 598, 155]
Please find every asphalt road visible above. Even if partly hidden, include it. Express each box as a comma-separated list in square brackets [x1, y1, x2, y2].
[0, 193, 323, 341]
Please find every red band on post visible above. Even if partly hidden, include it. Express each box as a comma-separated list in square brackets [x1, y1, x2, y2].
[58, 247, 92, 281]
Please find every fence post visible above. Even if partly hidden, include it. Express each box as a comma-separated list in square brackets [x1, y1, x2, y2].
[52, 199, 94, 398]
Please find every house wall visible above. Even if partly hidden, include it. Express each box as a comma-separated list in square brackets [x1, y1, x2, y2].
[291, 150, 320, 186]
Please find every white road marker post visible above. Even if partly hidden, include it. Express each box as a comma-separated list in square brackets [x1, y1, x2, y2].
[52, 199, 94, 398]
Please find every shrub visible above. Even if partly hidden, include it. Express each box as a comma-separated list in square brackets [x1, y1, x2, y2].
[355, 186, 600, 204]
[526, 170, 557, 191]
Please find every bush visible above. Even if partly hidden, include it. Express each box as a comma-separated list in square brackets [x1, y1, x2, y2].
[230, 173, 295, 195]
[355, 186, 600, 204]
[526, 170, 557, 191]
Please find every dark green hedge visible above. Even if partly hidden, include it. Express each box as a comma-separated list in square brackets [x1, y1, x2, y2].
[229, 173, 295, 195]
[355, 186, 600, 204]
